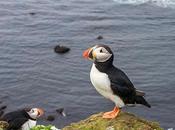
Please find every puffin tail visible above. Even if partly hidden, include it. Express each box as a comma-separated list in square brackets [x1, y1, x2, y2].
[135, 96, 151, 108]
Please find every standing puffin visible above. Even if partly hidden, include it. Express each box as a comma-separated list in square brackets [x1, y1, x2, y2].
[1, 108, 44, 130]
[83, 44, 151, 119]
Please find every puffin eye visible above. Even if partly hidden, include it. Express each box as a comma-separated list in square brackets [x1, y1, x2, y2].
[100, 49, 103, 53]
[31, 110, 35, 113]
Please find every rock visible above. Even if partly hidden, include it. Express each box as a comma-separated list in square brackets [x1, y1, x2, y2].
[46, 115, 55, 121]
[56, 108, 66, 117]
[97, 35, 103, 40]
[0, 111, 4, 117]
[62, 111, 163, 130]
[54, 45, 70, 54]
[56, 108, 64, 113]
[29, 12, 36, 15]
[0, 106, 7, 111]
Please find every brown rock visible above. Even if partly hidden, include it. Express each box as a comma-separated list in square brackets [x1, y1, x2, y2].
[97, 35, 103, 40]
[0, 106, 7, 111]
[54, 45, 70, 54]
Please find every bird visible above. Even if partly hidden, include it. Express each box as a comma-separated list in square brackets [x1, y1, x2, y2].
[1, 108, 44, 130]
[83, 44, 151, 119]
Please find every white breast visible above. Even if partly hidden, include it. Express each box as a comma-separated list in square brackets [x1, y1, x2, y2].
[90, 64, 125, 108]
[90, 64, 112, 98]
[21, 120, 36, 130]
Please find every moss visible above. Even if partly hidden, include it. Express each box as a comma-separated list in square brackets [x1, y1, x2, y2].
[62, 111, 163, 130]
[0, 121, 9, 130]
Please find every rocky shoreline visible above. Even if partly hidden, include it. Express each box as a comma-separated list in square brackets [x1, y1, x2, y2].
[0, 111, 163, 130]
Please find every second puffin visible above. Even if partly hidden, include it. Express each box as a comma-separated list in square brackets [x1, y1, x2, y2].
[83, 44, 151, 119]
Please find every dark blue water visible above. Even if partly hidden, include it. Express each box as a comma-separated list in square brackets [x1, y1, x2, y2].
[0, 0, 175, 129]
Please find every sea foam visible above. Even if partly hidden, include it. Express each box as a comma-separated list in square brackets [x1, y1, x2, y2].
[113, 0, 175, 8]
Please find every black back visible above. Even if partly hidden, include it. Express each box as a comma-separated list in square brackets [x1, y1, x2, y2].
[96, 62, 136, 104]
[1, 109, 33, 130]
[94, 45, 150, 107]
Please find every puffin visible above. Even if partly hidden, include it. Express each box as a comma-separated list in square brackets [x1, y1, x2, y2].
[1, 108, 44, 130]
[83, 44, 151, 119]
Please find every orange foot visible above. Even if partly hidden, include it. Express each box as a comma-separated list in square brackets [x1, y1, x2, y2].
[102, 107, 120, 119]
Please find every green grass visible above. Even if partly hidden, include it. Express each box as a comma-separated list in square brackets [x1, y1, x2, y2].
[30, 125, 60, 130]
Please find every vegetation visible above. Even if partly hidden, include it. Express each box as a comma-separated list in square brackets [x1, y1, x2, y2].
[0, 121, 9, 130]
[30, 125, 60, 130]
[62, 111, 163, 130]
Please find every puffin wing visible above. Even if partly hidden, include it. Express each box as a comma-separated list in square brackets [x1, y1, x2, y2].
[107, 67, 151, 107]
[107, 67, 136, 103]
[2, 110, 25, 121]
[110, 82, 135, 98]
[108, 68, 146, 96]
[136, 90, 145, 96]
[2, 110, 29, 130]
[7, 118, 28, 130]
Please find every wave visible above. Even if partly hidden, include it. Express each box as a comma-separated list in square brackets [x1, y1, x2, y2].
[113, 0, 175, 8]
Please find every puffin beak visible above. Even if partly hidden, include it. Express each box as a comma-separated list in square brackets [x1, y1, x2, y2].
[83, 48, 92, 59]
[83, 47, 95, 60]
[36, 108, 44, 117]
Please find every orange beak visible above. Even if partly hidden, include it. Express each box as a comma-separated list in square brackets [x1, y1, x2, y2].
[37, 108, 44, 117]
[83, 48, 90, 59]
[83, 48, 92, 59]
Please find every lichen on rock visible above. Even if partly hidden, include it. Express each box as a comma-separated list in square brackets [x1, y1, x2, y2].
[62, 111, 163, 130]
[0, 121, 9, 130]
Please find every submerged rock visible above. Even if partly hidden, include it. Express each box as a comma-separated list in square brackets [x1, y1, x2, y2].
[29, 12, 36, 15]
[46, 115, 55, 121]
[0, 106, 7, 111]
[62, 111, 163, 130]
[97, 35, 103, 40]
[0, 111, 4, 117]
[56, 108, 66, 117]
[54, 45, 70, 54]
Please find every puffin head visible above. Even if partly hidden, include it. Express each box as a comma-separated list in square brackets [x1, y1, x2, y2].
[83, 44, 114, 64]
[25, 108, 44, 120]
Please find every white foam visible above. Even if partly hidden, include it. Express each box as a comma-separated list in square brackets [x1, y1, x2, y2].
[113, 0, 175, 8]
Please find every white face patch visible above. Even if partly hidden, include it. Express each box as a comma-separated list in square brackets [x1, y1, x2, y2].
[93, 47, 112, 62]
[27, 108, 39, 119]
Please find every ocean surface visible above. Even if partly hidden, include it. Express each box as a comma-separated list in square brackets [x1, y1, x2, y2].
[0, 0, 175, 129]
